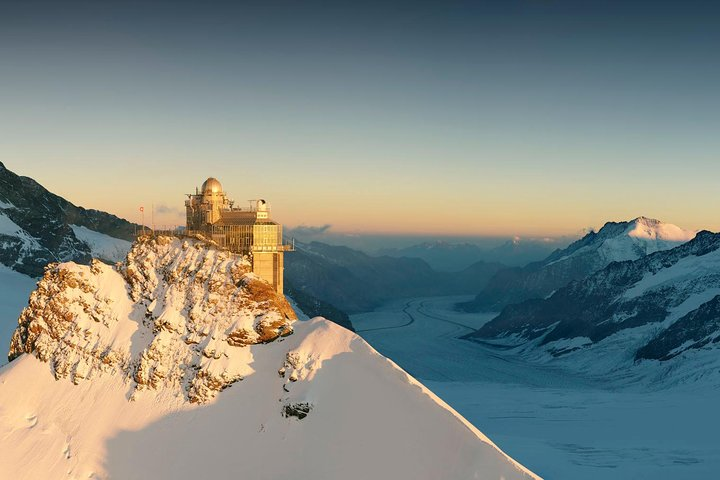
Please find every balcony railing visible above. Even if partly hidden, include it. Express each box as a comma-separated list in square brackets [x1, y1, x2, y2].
[251, 241, 295, 252]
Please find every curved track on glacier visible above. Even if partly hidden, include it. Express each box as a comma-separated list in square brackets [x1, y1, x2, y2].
[354, 301, 417, 333]
[351, 296, 591, 386]
[356, 299, 478, 334]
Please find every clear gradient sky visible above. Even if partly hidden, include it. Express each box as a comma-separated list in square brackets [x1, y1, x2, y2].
[1, 0, 718, 237]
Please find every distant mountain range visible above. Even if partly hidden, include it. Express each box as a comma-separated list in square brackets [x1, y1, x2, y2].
[464, 230, 720, 385]
[459, 217, 697, 313]
[377, 237, 563, 271]
[285, 241, 505, 314]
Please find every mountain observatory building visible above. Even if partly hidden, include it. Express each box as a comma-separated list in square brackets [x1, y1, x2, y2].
[185, 177, 291, 294]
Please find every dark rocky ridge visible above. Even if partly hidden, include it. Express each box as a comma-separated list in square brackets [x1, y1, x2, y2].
[636, 294, 720, 361]
[0, 161, 138, 276]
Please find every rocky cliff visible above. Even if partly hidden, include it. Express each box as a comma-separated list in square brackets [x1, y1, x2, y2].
[9, 235, 295, 403]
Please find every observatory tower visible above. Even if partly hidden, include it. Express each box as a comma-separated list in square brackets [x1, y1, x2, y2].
[185, 177, 291, 294]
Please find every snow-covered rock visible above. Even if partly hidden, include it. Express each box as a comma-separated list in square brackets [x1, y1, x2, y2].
[461, 217, 696, 312]
[1, 235, 538, 480]
[9, 236, 295, 403]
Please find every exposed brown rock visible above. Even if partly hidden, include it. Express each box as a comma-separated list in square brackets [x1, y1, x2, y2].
[8, 235, 297, 404]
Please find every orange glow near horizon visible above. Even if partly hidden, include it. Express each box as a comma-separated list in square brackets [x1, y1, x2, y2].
[4, 153, 719, 241]
[37, 175, 718, 240]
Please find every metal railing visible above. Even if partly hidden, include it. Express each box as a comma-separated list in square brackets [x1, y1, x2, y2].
[135, 227, 295, 253]
[134, 225, 185, 238]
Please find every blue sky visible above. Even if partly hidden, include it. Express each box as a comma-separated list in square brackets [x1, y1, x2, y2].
[1, 1, 718, 236]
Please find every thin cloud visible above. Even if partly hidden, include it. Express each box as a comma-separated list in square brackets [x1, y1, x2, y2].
[287, 224, 332, 236]
[155, 204, 184, 216]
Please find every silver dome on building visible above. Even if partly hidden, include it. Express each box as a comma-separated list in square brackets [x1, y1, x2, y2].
[201, 177, 223, 194]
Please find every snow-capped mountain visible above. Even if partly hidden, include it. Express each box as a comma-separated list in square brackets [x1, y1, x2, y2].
[460, 217, 697, 312]
[1, 236, 538, 480]
[0, 161, 135, 277]
[465, 231, 720, 386]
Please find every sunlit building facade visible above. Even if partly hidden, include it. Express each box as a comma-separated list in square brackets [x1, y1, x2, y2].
[185, 177, 290, 293]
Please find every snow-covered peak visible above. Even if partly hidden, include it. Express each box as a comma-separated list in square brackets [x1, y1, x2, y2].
[463, 217, 700, 313]
[597, 217, 696, 263]
[626, 216, 696, 243]
[545, 217, 696, 267]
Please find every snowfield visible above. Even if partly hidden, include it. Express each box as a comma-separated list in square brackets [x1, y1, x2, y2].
[70, 225, 132, 263]
[0, 319, 537, 480]
[0, 237, 538, 480]
[353, 296, 720, 480]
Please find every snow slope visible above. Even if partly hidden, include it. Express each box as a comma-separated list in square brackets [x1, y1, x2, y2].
[70, 225, 131, 263]
[0, 236, 537, 480]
